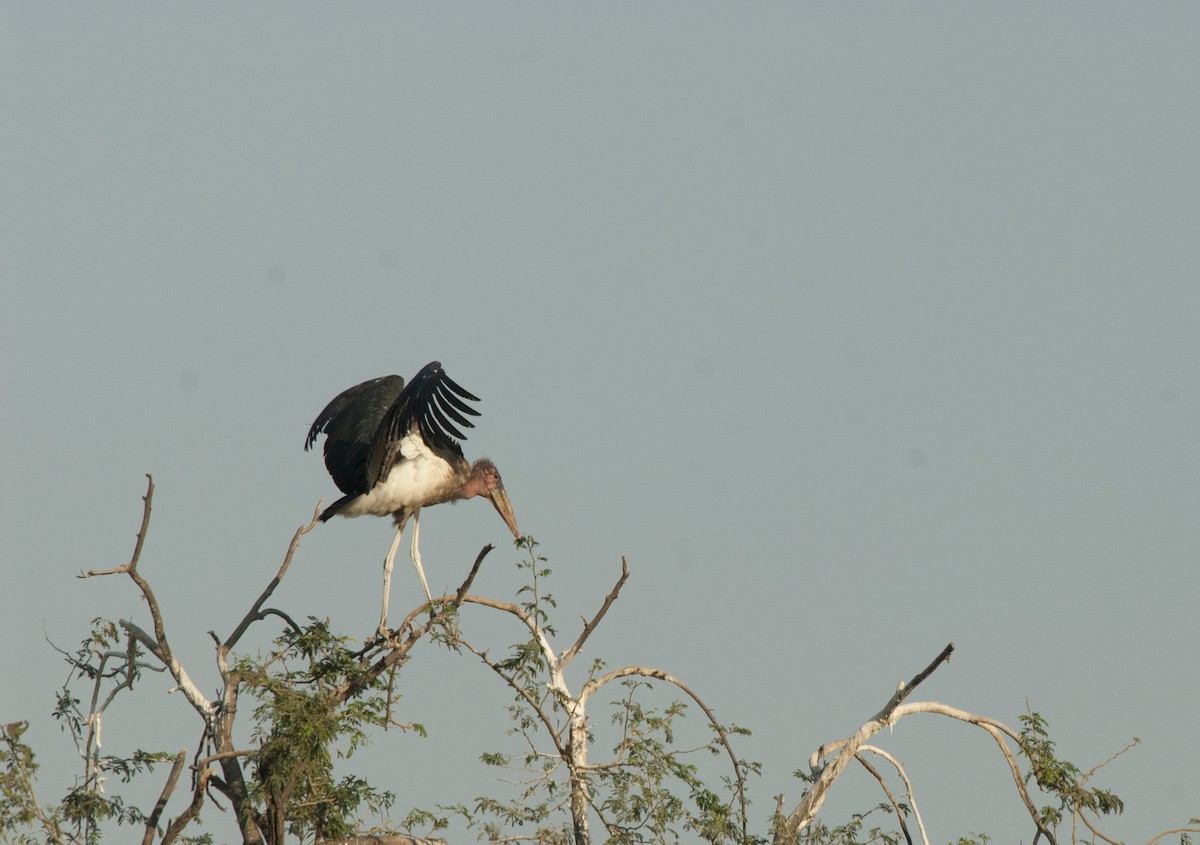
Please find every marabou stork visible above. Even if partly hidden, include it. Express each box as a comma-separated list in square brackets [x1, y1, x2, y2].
[305, 362, 519, 634]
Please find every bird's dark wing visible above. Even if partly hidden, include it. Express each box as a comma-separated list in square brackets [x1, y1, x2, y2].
[305, 375, 406, 495]
[366, 361, 482, 489]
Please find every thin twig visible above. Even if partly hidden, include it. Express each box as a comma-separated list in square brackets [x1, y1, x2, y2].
[454, 544, 495, 604]
[1083, 737, 1140, 780]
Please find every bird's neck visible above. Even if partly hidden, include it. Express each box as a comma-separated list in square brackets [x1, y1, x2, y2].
[457, 472, 490, 500]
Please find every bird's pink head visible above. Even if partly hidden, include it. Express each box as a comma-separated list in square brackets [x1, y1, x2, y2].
[462, 458, 520, 539]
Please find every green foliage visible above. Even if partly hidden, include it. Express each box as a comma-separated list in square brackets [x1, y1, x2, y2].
[515, 536, 557, 634]
[237, 617, 397, 842]
[2, 721, 53, 845]
[1, 621, 176, 845]
[595, 684, 758, 845]
[1019, 709, 1129, 834]
[948, 834, 990, 845]
[796, 804, 907, 845]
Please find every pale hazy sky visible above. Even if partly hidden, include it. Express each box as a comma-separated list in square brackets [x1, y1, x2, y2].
[4, 5, 1199, 842]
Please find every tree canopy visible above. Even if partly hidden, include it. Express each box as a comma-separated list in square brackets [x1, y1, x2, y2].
[2, 476, 1194, 845]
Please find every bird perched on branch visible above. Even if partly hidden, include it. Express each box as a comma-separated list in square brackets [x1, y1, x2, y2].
[305, 361, 519, 635]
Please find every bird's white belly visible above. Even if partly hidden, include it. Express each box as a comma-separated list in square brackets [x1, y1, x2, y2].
[339, 433, 460, 517]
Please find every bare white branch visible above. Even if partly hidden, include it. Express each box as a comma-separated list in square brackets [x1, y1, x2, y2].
[859, 744, 928, 845]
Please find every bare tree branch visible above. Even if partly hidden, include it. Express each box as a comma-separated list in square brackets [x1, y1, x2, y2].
[859, 744, 928, 845]
[142, 749, 188, 845]
[81, 476, 217, 727]
[220, 502, 322, 660]
[879, 642, 955, 722]
[894, 703, 1052, 844]
[454, 544, 495, 604]
[160, 766, 214, 845]
[854, 753, 913, 845]
[1075, 807, 1124, 845]
[1084, 737, 1140, 780]
[1145, 827, 1200, 845]
[80, 473, 155, 578]
[774, 643, 958, 845]
[197, 748, 255, 767]
[560, 557, 629, 669]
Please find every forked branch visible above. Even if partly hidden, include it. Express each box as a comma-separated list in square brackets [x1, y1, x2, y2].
[80, 475, 216, 726]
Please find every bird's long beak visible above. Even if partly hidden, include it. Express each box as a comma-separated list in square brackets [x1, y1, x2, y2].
[489, 484, 520, 538]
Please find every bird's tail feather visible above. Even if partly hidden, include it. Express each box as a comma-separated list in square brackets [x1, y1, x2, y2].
[319, 492, 358, 522]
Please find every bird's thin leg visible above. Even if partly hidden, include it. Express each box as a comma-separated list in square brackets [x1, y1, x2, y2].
[410, 508, 434, 608]
[379, 519, 406, 637]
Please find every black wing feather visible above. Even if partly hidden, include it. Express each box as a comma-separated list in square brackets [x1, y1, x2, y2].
[305, 375, 405, 495]
[441, 374, 481, 404]
[364, 362, 483, 489]
[431, 390, 476, 428]
[425, 399, 469, 442]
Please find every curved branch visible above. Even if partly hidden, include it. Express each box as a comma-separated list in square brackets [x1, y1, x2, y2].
[1145, 828, 1200, 845]
[854, 752, 913, 845]
[1075, 807, 1123, 845]
[858, 744, 927, 845]
[458, 594, 563, 693]
[783, 698, 1056, 845]
[888, 701, 1051, 842]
